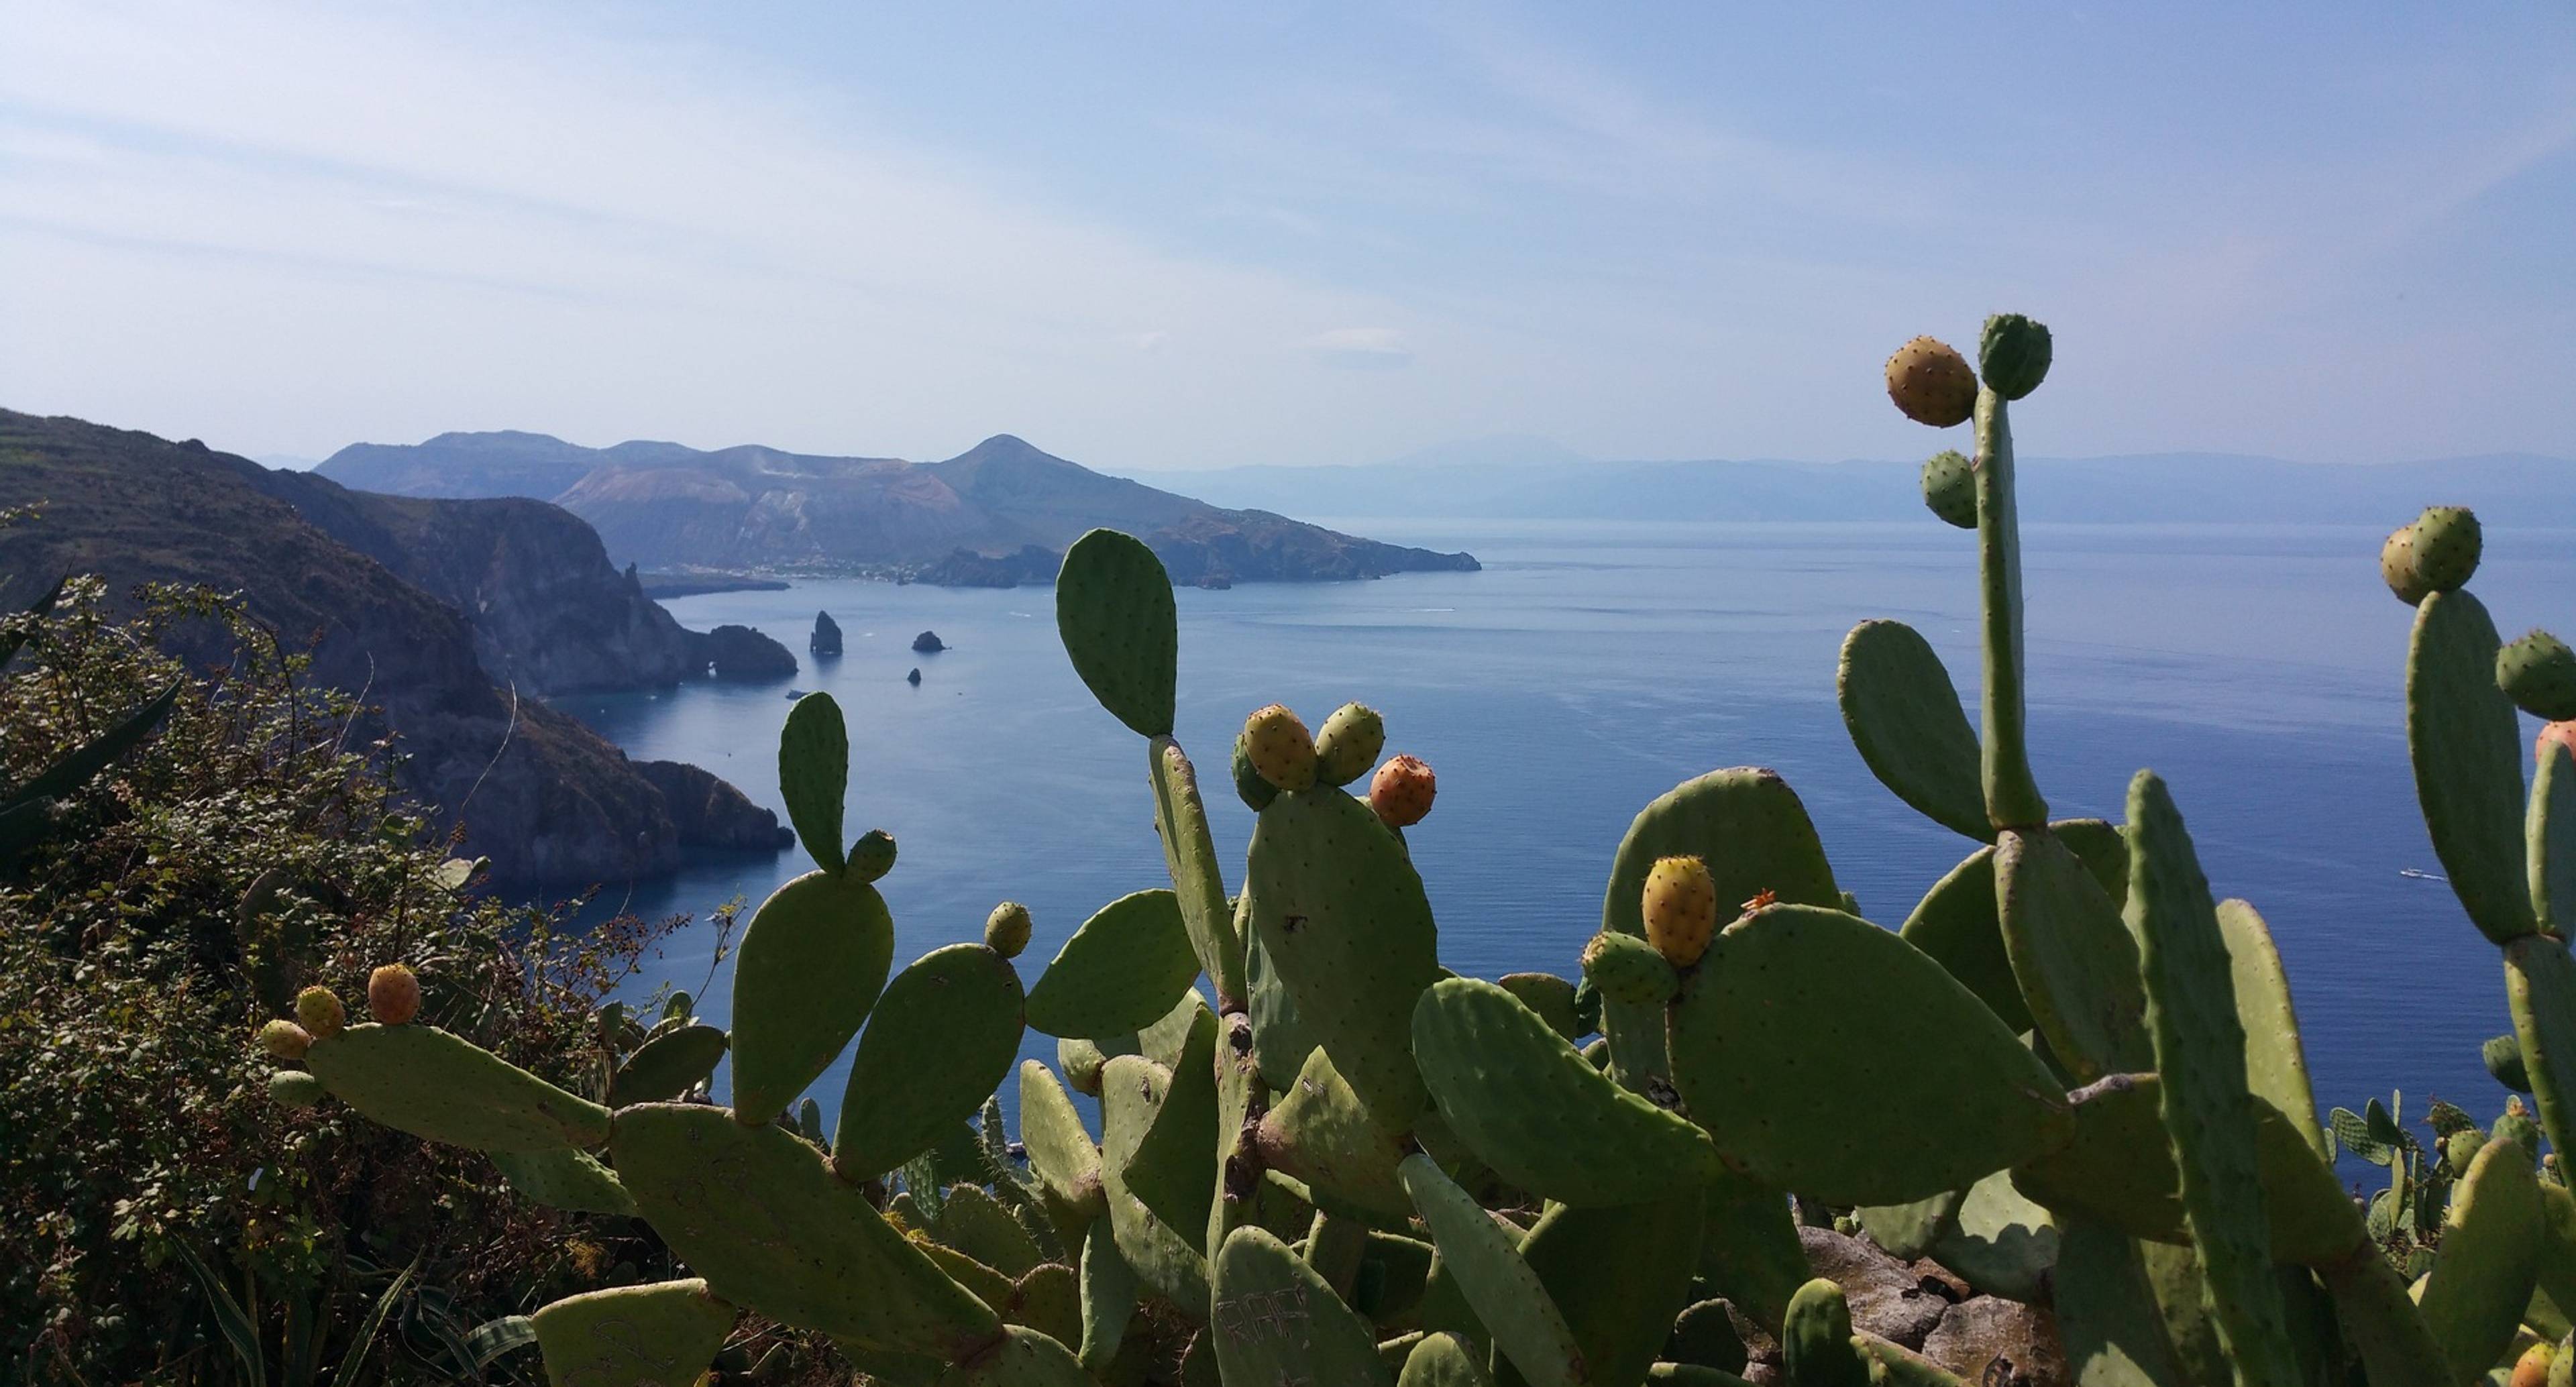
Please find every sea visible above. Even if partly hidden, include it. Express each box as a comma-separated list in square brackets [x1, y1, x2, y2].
[554, 518, 2576, 1152]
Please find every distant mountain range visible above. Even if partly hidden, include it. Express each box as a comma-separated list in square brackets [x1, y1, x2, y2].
[1145, 452, 2576, 526]
[318, 432, 1481, 586]
[0, 410, 794, 885]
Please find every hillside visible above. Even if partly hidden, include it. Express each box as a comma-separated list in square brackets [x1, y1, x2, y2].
[319, 432, 1481, 584]
[0, 410, 790, 885]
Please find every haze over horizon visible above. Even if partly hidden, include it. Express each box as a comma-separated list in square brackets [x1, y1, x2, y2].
[5, 2, 2573, 473]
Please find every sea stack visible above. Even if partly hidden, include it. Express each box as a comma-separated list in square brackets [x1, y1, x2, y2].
[811, 610, 843, 658]
[906, 667, 922, 686]
[912, 630, 945, 653]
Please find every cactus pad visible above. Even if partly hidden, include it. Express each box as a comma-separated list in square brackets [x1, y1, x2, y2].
[1150, 738, 1246, 1008]
[610, 1102, 1000, 1353]
[1978, 313, 2051, 401]
[939, 1324, 1091, 1385]
[729, 869, 896, 1124]
[1097, 1056, 1211, 1312]
[2536, 738, 2574, 934]
[1077, 1219, 1137, 1372]
[1900, 820, 2121, 1036]
[2214, 898, 2324, 1158]
[780, 691, 850, 874]
[1247, 785, 1442, 1128]
[1210, 1226, 1395, 1387]
[2410, 589, 2539, 942]
[1025, 888, 1196, 1040]
[1782, 1280, 1868, 1387]
[531, 1278, 735, 1387]
[2416, 1138, 2542, 1384]
[1837, 620, 1988, 840]
[2502, 630, 2576, 722]
[1120, 1002, 1218, 1237]
[1930, 1170, 2057, 1302]
[1667, 903, 2072, 1206]
[1411, 977, 1722, 1207]
[1920, 450, 1978, 530]
[1506, 1190, 1708, 1387]
[1855, 1189, 1966, 1262]
[1401, 1332, 1497, 1387]
[2010, 1074, 2184, 1244]
[491, 1146, 637, 1216]
[1252, 1046, 1415, 1227]
[2127, 770, 2302, 1387]
[1401, 1154, 1587, 1387]
[304, 1023, 610, 1152]
[2508, 935, 2576, 1165]
[1497, 972, 1581, 1040]
[1581, 930, 1678, 1009]
[833, 943, 1026, 1181]
[606, 1021, 729, 1107]
[1996, 825, 2151, 1083]
[1056, 529, 1177, 738]
[1017, 1060, 1106, 1219]
[1316, 702, 1387, 787]
[2051, 1223, 2189, 1387]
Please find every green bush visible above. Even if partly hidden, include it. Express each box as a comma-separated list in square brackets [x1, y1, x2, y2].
[0, 579, 684, 1384]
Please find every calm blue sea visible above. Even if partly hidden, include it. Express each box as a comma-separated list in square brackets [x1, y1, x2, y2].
[553, 518, 2576, 1153]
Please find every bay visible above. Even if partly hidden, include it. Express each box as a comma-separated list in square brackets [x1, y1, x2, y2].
[557, 517, 2575, 1152]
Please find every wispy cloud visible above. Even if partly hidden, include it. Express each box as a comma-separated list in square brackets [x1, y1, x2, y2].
[1307, 327, 1413, 370]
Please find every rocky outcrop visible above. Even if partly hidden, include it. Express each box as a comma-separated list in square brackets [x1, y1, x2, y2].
[0, 410, 788, 887]
[702, 625, 798, 679]
[319, 431, 1481, 584]
[636, 761, 794, 852]
[811, 610, 842, 657]
[912, 630, 945, 653]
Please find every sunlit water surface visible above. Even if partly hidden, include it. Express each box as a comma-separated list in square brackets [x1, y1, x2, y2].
[551, 519, 2576, 1153]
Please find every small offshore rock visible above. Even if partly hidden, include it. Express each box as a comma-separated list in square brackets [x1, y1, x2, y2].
[812, 610, 843, 657]
[912, 630, 946, 653]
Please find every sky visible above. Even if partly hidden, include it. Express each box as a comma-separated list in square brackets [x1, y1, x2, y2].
[2, 2, 2572, 472]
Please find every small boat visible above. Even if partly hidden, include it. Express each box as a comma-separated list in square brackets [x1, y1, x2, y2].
[2398, 868, 2448, 882]
[786, 688, 810, 700]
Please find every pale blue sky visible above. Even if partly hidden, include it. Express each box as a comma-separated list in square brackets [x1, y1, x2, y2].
[2, 2, 2571, 470]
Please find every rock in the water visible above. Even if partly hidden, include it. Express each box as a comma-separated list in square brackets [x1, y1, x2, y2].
[634, 761, 794, 851]
[701, 624, 797, 680]
[1919, 1296, 2065, 1387]
[906, 667, 922, 686]
[912, 630, 945, 653]
[811, 610, 842, 657]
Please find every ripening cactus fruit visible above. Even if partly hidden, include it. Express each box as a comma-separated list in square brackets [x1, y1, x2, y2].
[1641, 855, 1719, 968]
[1232, 731, 1279, 812]
[2500, 630, 2576, 722]
[1368, 754, 1436, 828]
[1884, 336, 1978, 429]
[2445, 1127, 2485, 1172]
[1312, 702, 1387, 787]
[2381, 522, 2433, 605]
[368, 963, 420, 1025]
[269, 1068, 326, 1109]
[2545, 722, 2576, 765]
[2514, 1341, 2557, 1387]
[1920, 449, 1977, 529]
[1978, 313, 2051, 400]
[985, 901, 1032, 959]
[848, 828, 899, 884]
[1242, 704, 1318, 793]
[295, 985, 346, 1040]
[258, 1017, 314, 1060]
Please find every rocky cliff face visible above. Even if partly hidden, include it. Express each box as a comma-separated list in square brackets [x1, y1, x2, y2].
[320, 431, 1481, 584]
[0, 410, 789, 887]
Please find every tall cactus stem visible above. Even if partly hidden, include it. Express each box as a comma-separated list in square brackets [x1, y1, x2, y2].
[1975, 388, 2047, 830]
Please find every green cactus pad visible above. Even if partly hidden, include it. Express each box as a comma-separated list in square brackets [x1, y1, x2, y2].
[2508, 936, 2576, 1185]
[1017, 1060, 1105, 1219]
[1930, 1170, 2057, 1303]
[1077, 1219, 1138, 1372]
[1024, 889, 1195, 1040]
[1122, 1002, 1219, 1238]
[1497, 972, 1581, 1040]
[1978, 313, 2052, 401]
[1601, 768, 1841, 1093]
[2051, 1223, 2188, 1387]
[2410, 590, 2540, 943]
[1782, 1280, 1868, 1387]
[779, 691, 850, 874]
[1056, 529, 1177, 738]
[1401, 1332, 1497, 1387]
[730, 869, 896, 1124]
[2010, 1074, 2184, 1244]
[936, 1184, 1045, 1279]
[304, 1023, 610, 1153]
[1901, 818, 2125, 1038]
[2501, 630, 2576, 722]
[834, 943, 1026, 1181]
[1150, 738, 1247, 1009]
[490, 1146, 637, 1216]
[1204, 1011, 1265, 1261]
[1855, 1189, 1964, 1262]
[267, 1069, 324, 1108]
[1502, 1189, 1707, 1387]
[1244, 893, 1320, 1089]
[1097, 1055, 1211, 1313]
[1580, 930, 1678, 1009]
[1315, 702, 1387, 787]
[1920, 450, 1978, 530]
[2126, 771, 2302, 1387]
[2312, 1249, 2448, 1387]
[1401, 1154, 1586, 1387]
[1851, 1337, 1964, 1387]
[936, 1324, 1089, 1386]
[1666, 903, 2072, 1207]
[1411, 977, 1723, 1207]
[1996, 826, 2151, 1083]
[610, 1103, 998, 1353]
[2537, 739, 2575, 934]
[1837, 619, 1989, 840]
[1209, 1226, 1395, 1387]
[2417, 1138, 2543, 1385]
[606, 1021, 729, 1107]
[531, 1278, 736, 1387]
[1232, 732, 1279, 812]
[1252, 1046, 1415, 1227]
[1973, 392, 2048, 830]
[1247, 785, 1442, 1128]
[1697, 1169, 1808, 1334]
[2214, 899, 2324, 1158]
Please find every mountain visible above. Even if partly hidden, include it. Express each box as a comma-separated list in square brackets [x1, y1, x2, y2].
[1146, 452, 2576, 526]
[319, 432, 1481, 584]
[0, 410, 792, 885]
